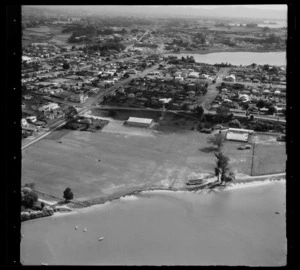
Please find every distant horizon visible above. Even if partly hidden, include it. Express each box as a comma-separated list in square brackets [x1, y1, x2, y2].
[23, 5, 287, 20]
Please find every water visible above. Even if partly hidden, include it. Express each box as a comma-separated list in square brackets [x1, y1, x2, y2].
[228, 21, 287, 29]
[164, 52, 286, 66]
[21, 181, 286, 265]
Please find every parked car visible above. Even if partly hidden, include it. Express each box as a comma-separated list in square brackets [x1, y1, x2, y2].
[238, 144, 252, 150]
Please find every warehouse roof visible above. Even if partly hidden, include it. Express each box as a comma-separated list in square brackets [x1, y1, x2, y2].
[127, 117, 153, 124]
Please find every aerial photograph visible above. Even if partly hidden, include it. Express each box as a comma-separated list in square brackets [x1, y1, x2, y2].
[20, 5, 287, 266]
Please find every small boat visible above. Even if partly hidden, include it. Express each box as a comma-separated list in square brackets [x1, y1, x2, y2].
[98, 237, 104, 241]
[41, 262, 48, 265]
[75, 226, 78, 230]
[21, 234, 25, 238]
[83, 228, 87, 232]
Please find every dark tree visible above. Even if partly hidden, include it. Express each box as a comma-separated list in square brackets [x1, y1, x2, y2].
[62, 62, 70, 70]
[268, 106, 277, 115]
[22, 190, 38, 208]
[194, 106, 204, 120]
[63, 187, 74, 202]
[214, 151, 234, 184]
[65, 106, 78, 122]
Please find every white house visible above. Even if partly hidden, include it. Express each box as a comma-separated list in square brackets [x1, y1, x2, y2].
[188, 72, 199, 78]
[21, 118, 29, 127]
[225, 74, 236, 82]
[26, 116, 37, 123]
[38, 103, 60, 112]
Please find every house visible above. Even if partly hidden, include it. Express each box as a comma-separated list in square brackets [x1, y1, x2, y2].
[125, 117, 153, 128]
[225, 75, 236, 82]
[38, 103, 60, 112]
[26, 116, 37, 123]
[21, 118, 29, 127]
[174, 76, 184, 81]
[70, 94, 88, 103]
[188, 72, 199, 79]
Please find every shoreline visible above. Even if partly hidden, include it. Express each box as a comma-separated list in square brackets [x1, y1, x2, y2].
[163, 48, 285, 56]
[42, 173, 285, 219]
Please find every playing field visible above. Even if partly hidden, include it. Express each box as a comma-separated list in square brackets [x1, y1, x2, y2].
[22, 126, 286, 203]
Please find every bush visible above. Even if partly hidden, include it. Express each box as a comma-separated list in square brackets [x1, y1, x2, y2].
[42, 206, 54, 216]
[41, 202, 45, 209]
[21, 212, 30, 221]
[228, 119, 242, 128]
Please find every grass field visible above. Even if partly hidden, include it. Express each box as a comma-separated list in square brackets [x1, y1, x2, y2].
[251, 142, 286, 176]
[22, 124, 286, 203]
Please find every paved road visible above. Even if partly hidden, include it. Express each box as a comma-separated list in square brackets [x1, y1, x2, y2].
[124, 30, 149, 52]
[201, 67, 231, 111]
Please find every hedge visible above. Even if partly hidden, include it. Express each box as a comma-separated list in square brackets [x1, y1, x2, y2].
[21, 206, 54, 221]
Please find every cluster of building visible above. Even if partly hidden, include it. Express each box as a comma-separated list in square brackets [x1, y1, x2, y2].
[102, 63, 213, 110]
[231, 65, 286, 85]
[212, 71, 286, 116]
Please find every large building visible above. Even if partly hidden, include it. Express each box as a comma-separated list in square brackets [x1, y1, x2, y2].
[125, 117, 153, 128]
[225, 128, 254, 142]
[38, 102, 60, 112]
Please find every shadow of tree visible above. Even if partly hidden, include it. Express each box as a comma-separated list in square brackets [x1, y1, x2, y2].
[199, 146, 217, 153]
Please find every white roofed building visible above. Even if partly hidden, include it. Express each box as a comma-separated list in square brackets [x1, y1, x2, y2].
[125, 117, 153, 128]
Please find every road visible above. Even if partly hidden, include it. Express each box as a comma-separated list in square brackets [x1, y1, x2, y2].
[201, 67, 231, 111]
[124, 30, 150, 52]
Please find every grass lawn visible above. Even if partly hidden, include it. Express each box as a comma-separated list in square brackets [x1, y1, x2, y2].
[252, 143, 286, 176]
[22, 123, 286, 203]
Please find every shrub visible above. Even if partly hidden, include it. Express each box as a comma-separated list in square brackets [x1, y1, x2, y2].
[22, 187, 32, 195]
[21, 212, 30, 221]
[41, 202, 45, 209]
[228, 119, 242, 128]
[42, 206, 54, 216]
[24, 183, 35, 189]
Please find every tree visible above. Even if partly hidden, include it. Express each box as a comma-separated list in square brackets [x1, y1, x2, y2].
[268, 106, 277, 115]
[194, 106, 204, 120]
[228, 119, 241, 128]
[65, 106, 78, 121]
[22, 190, 38, 208]
[216, 106, 230, 116]
[256, 99, 266, 109]
[214, 151, 233, 184]
[208, 132, 226, 151]
[62, 62, 70, 70]
[63, 187, 74, 202]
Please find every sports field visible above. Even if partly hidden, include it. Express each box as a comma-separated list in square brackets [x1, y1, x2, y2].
[22, 125, 286, 203]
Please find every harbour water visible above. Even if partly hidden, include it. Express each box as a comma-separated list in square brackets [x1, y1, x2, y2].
[21, 180, 286, 266]
[164, 51, 286, 66]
